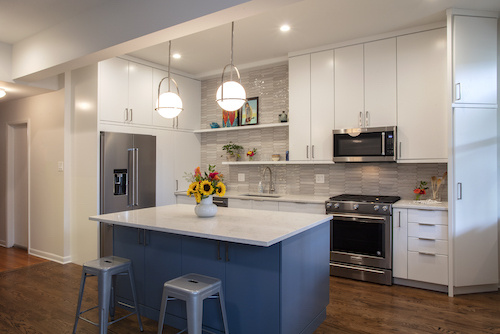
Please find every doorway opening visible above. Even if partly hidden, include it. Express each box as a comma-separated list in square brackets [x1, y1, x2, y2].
[6, 122, 29, 249]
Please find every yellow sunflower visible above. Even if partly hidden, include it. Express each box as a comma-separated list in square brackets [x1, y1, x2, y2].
[216, 182, 226, 196]
[194, 192, 202, 203]
[187, 182, 199, 196]
[199, 180, 214, 196]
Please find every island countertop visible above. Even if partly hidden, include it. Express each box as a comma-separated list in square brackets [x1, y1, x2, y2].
[89, 204, 332, 247]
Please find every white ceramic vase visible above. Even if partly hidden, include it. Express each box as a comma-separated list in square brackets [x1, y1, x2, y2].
[194, 195, 217, 218]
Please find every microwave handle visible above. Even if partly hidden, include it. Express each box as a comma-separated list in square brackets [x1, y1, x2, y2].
[381, 132, 385, 156]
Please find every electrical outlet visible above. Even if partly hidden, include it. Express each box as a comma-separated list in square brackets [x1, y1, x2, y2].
[315, 174, 325, 184]
[238, 173, 245, 182]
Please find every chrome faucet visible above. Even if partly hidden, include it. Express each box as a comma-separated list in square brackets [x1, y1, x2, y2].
[261, 166, 274, 194]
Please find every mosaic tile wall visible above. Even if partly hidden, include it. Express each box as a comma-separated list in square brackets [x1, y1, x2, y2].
[200, 63, 448, 201]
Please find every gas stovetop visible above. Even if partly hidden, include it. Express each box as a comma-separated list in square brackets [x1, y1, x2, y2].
[328, 194, 401, 204]
[325, 194, 401, 215]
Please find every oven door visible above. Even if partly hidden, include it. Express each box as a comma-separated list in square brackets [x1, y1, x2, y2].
[330, 213, 392, 269]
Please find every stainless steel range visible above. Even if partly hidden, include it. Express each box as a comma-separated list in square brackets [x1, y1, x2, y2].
[325, 194, 400, 285]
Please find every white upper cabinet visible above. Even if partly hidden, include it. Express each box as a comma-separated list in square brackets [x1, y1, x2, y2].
[289, 51, 334, 161]
[334, 39, 396, 129]
[99, 58, 153, 125]
[364, 38, 397, 127]
[397, 28, 447, 162]
[334, 44, 364, 129]
[452, 15, 497, 105]
[152, 68, 201, 130]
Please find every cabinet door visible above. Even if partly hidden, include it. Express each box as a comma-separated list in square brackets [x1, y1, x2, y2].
[334, 44, 364, 129]
[364, 38, 396, 127]
[174, 131, 201, 192]
[392, 209, 408, 279]
[397, 28, 447, 162]
[128, 62, 153, 125]
[113, 225, 145, 304]
[289, 54, 311, 161]
[181, 236, 226, 332]
[225, 242, 280, 334]
[453, 107, 498, 287]
[99, 58, 129, 122]
[311, 50, 334, 160]
[144, 231, 183, 316]
[155, 129, 176, 206]
[453, 15, 497, 104]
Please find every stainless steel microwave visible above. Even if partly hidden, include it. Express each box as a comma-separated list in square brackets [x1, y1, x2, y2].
[333, 126, 397, 162]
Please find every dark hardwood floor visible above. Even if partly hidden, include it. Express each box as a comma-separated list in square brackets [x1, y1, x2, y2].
[0, 258, 499, 333]
[0, 246, 49, 273]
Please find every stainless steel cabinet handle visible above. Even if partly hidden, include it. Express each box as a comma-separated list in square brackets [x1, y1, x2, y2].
[455, 83, 461, 101]
[217, 241, 222, 260]
[399, 142, 402, 159]
[418, 223, 436, 226]
[365, 111, 369, 127]
[124, 108, 129, 122]
[398, 211, 401, 227]
[129, 108, 133, 122]
[225, 242, 229, 262]
[359, 112, 363, 127]
[418, 237, 436, 241]
[381, 132, 385, 155]
[419, 252, 436, 256]
[306, 145, 309, 159]
[457, 182, 462, 200]
[137, 229, 142, 244]
[176, 180, 178, 191]
[312, 145, 315, 159]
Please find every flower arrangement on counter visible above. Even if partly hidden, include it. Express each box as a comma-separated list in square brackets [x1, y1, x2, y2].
[413, 180, 428, 201]
[185, 165, 226, 203]
[246, 148, 257, 161]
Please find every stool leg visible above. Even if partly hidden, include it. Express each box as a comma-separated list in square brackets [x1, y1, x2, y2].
[218, 290, 229, 334]
[72, 270, 87, 334]
[98, 271, 111, 334]
[109, 276, 116, 321]
[157, 286, 169, 334]
[128, 267, 144, 331]
[186, 296, 203, 334]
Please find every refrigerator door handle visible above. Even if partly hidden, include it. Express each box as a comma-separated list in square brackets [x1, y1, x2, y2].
[134, 148, 139, 206]
[128, 148, 139, 207]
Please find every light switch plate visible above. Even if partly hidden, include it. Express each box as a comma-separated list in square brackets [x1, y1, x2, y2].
[315, 174, 325, 184]
[238, 173, 245, 182]
[58, 161, 64, 172]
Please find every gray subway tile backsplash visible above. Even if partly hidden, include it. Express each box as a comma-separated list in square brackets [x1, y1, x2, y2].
[200, 63, 448, 201]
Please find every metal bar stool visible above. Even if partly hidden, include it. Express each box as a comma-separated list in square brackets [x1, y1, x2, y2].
[73, 256, 144, 334]
[158, 273, 229, 334]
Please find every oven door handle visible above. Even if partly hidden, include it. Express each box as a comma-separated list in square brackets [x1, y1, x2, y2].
[332, 213, 388, 223]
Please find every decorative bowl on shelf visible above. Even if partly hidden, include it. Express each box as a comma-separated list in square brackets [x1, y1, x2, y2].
[272, 154, 280, 161]
[210, 122, 220, 128]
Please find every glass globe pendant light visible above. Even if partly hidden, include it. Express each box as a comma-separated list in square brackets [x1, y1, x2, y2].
[156, 40, 183, 118]
[216, 22, 246, 112]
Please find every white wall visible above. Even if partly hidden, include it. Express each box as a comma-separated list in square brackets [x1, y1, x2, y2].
[0, 90, 66, 262]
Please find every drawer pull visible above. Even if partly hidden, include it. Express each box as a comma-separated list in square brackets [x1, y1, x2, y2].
[418, 237, 436, 241]
[418, 223, 436, 226]
[419, 252, 436, 256]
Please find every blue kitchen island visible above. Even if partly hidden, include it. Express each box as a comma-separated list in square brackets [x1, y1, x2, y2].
[90, 204, 331, 334]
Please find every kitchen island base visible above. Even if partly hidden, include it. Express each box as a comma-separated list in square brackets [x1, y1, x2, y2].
[113, 221, 330, 334]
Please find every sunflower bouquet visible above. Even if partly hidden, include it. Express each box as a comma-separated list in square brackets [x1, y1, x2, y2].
[185, 165, 226, 203]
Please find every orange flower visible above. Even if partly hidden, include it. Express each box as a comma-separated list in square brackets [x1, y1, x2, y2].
[194, 167, 201, 177]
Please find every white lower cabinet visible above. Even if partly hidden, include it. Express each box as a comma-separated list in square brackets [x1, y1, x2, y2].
[278, 202, 324, 214]
[228, 198, 324, 213]
[393, 208, 448, 286]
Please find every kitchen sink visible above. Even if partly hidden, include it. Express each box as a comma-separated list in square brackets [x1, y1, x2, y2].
[240, 193, 281, 198]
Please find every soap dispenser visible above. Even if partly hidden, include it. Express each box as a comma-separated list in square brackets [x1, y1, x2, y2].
[258, 181, 264, 193]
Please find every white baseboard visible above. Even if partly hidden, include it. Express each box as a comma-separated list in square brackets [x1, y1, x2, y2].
[0, 240, 6, 247]
[29, 248, 72, 264]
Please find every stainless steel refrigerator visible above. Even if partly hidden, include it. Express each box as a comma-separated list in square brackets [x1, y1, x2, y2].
[100, 131, 156, 257]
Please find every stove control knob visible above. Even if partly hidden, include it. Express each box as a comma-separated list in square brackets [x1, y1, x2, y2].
[353, 204, 359, 210]
[333, 203, 340, 209]
[382, 206, 388, 212]
[326, 203, 332, 209]
[373, 205, 380, 211]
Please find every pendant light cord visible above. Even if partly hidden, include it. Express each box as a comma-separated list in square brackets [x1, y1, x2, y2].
[230, 22, 234, 81]
[167, 40, 172, 91]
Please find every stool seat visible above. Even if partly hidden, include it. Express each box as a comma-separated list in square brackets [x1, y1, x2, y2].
[158, 273, 229, 334]
[73, 256, 143, 334]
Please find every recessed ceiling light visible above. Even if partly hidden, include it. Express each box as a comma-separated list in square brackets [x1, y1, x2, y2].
[0, 89, 6, 98]
[280, 24, 290, 32]
[172, 53, 181, 59]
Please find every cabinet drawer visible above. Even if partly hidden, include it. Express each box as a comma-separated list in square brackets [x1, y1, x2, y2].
[408, 223, 447, 240]
[408, 237, 448, 255]
[408, 251, 448, 285]
[176, 195, 196, 205]
[408, 209, 447, 225]
[252, 200, 279, 211]
[278, 202, 325, 214]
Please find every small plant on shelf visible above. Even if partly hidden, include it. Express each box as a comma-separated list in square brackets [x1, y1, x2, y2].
[246, 148, 257, 161]
[413, 180, 428, 201]
[222, 142, 243, 161]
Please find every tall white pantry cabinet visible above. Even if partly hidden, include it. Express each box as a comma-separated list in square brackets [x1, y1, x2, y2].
[447, 9, 499, 296]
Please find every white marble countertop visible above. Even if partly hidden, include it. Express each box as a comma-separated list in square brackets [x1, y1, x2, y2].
[175, 190, 332, 204]
[393, 199, 448, 211]
[89, 204, 332, 247]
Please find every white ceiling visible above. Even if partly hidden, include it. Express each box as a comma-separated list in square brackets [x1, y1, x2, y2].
[0, 0, 499, 93]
